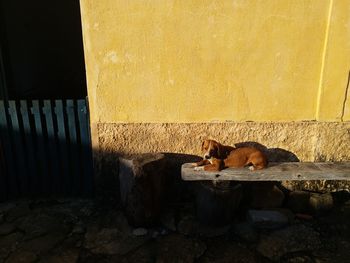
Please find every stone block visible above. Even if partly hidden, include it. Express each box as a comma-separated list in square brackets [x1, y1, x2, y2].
[257, 225, 321, 261]
[287, 191, 333, 215]
[119, 153, 168, 226]
[195, 181, 242, 226]
[309, 192, 333, 214]
[247, 210, 289, 229]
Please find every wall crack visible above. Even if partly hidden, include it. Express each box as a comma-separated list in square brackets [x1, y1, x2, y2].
[315, 0, 334, 120]
[341, 71, 350, 121]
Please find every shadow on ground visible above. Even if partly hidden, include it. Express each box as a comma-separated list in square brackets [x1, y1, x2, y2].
[0, 192, 350, 263]
[2, 137, 350, 262]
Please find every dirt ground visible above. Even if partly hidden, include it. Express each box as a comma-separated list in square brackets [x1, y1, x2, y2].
[0, 195, 350, 263]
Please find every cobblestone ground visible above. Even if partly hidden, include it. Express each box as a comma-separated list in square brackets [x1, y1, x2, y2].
[0, 197, 350, 263]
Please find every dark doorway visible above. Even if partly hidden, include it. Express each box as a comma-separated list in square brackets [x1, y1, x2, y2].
[0, 1, 93, 200]
[0, 0, 87, 99]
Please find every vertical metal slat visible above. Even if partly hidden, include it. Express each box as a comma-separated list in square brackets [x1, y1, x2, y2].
[0, 138, 6, 200]
[31, 100, 48, 194]
[55, 100, 70, 194]
[8, 101, 27, 194]
[0, 100, 13, 198]
[0, 98, 94, 198]
[20, 100, 38, 195]
[43, 100, 61, 194]
[77, 99, 94, 195]
[66, 100, 80, 195]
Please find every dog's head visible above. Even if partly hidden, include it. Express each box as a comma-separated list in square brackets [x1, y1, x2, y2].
[201, 139, 223, 160]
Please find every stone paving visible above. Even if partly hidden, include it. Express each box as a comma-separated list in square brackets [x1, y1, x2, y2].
[1, 196, 350, 263]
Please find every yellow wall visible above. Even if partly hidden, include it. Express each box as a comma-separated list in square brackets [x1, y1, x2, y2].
[317, 0, 350, 121]
[80, 0, 350, 123]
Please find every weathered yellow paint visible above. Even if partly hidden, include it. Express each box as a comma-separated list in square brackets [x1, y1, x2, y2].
[79, 0, 350, 123]
[317, 0, 350, 121]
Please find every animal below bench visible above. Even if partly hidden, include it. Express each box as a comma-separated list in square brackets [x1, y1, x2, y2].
[192, 139, 268, 171]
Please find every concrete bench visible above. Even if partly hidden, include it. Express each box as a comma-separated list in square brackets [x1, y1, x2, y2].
[181, 162, 350, 225]
[181, 162, 350, 181]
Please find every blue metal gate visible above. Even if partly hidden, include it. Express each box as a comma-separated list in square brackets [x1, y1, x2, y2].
[0, 99, 94, 200]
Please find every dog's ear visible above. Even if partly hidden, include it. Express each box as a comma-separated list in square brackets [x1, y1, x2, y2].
[211, 141, 221, 158]
[216, 143, 223, 159]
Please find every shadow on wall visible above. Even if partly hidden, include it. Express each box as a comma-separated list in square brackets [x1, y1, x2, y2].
[3, 131, 350, 227]
[95, 150, 202, 201]
[94, 142, 299, 205]
[0, 127, 301, 202]
[234, 141, 300, 163]
[94, 142, 301, 226]
[96, 141, 300, 197]
[0, 120, 203, 203]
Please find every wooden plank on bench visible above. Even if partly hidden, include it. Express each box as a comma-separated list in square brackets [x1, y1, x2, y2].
[181, 162, 350, 181]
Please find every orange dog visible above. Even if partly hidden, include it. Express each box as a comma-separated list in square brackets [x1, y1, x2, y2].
[192, 139, 267, 171]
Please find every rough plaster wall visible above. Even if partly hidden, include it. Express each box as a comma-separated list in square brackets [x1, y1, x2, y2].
[96, 122, 350, 192]
[314, 122, 350, 161]
[97, 122, 350, 161]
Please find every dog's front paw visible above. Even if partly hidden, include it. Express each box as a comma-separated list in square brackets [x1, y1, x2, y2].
[194, 166, 204, 171]
[248, 166, 255, 171]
